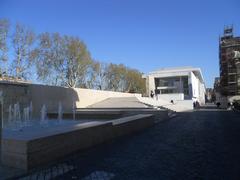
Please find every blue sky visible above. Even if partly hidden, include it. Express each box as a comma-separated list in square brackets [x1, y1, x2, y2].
[1, 0, 239, 87]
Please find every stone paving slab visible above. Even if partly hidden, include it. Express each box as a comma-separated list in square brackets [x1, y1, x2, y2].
[49, 107, 240, 179]
[5, 106, 239, 179]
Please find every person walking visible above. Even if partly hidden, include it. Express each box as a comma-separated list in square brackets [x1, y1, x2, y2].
[150, 90, 154, 98]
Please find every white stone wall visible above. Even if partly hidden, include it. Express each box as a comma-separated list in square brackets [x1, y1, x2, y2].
[144, 70, 205, 104]
[190, 72, 199, 98]
[190, 72, 205, 104]
[147, 75, 155, 96]
[157, 93, 184, 102]
[199, 83, 206, 104]
[0, 83, 30, 121]
[29, 84, 141, 117]
[0, 83, 142, 119]
[73, 87, 141, 108]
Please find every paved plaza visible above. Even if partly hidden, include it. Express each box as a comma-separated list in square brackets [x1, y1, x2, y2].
[55, 106, 240, 179]
[2, 105, 240, 179]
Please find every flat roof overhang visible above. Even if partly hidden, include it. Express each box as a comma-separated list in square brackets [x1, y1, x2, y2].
[144, 67, 205, 84]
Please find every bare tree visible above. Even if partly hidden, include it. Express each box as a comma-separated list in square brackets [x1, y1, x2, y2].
[34, 33, 92, 87]
[0, 19, 9, 76]
[105, 63, 127, 91]
[65, 36, 92, 87]
[86, 60, 108, 90]
[11, 23, 35, 79]
[34, 32, 66, 85]
[0, 20, 146, 94]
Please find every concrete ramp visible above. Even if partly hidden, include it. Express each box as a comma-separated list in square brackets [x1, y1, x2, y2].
[87, 97, 150, 108]
[136, 96, 193, 112]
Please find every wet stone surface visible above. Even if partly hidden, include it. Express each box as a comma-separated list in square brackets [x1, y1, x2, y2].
[18, 107, 240, 179]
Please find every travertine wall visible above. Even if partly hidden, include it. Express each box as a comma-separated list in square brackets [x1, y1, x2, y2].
[73, 88, 141, 108]
[29, 84, 77, 117]
[29, 84, 141, 117]
[0, 82, 30, 121]
[157, 93, 184, 101]
[0, 82, 141, 120]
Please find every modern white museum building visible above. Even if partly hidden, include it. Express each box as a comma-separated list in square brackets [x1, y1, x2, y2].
[143, 67, 206, 105]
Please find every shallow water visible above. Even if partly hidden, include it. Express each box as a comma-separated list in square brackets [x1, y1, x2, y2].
[3, 119, 98, 132]
[2, 119, 105, 140]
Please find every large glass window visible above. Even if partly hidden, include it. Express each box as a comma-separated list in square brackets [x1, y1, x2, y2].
[182, 76, 189, 95]
[155, 76, 189, 95]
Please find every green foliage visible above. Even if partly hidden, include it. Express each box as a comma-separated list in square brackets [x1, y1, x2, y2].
[34, 33, 92, 87]
[106, 63, 126, 91]
[0, 18, 146, 94]
[104, 63, 145, 93]
[125, 68, 146, 94]
[33, 32, 65, 85]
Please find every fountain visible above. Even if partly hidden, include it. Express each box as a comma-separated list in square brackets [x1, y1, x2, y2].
[1, 96, 160, 171]
[13, 103, 17, 124]
[72, 101, 76, 121]
[8, 105, 12, 127]
[6, 101, 71, 130]
[7, 103, 33, 129]
[23, 107, 30, 126]
[40, 104, 48, 126]
[12, 103, 22, 130]
[58, 102, 63, 123]
[29, 101, 33, 120]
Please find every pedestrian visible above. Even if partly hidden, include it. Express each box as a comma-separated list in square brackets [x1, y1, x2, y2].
[227, 102, 231, 110]
[155, 89, 158, 100]
[196, 101, 200, 108]
[150, 90, 154, 98]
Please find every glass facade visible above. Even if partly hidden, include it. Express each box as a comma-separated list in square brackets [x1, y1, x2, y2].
[154, 76, 189, 95]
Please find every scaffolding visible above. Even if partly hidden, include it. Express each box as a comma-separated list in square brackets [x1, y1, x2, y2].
[219, 27, 240, 96]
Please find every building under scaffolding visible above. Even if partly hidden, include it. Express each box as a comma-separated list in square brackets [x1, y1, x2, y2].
[219, 26, 240, 96]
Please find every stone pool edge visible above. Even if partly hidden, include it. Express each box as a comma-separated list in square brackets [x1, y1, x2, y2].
[1, 113, 168, 170]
